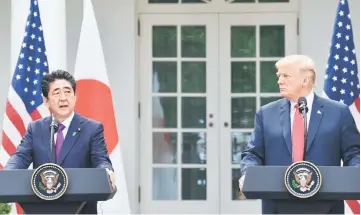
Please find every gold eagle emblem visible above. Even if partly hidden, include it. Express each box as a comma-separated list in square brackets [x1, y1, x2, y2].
[294, 171, 312, 187]
[292, 168, 315, 192]
[40, 170, 61, 193]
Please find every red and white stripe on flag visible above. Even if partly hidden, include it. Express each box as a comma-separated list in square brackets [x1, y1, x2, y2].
[0, 0, 51, 214]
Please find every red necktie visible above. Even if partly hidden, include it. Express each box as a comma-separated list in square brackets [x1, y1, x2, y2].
[292, 104, 305, 162]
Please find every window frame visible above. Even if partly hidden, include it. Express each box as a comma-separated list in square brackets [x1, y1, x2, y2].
[138, 0, 298, 14]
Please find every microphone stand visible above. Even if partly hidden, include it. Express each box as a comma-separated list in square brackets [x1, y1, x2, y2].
[50, 119, 58, 164]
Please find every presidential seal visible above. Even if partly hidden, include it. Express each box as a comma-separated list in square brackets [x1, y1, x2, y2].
[284, 161, 322, 198]
[31, 163, 68, 200]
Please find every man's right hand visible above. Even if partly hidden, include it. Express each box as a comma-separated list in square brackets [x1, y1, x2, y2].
[238, 175, 246, 200]
[239, 175, 245, 190]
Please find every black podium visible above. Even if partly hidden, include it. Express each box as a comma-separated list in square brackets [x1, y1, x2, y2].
[0, 168, 116, 214]
[243, 165, 359, 200]
[242, 165, 360, 213]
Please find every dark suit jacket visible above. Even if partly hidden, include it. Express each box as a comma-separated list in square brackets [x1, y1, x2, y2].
[240, 94, 360, 214]
[5, 112, 114, 214]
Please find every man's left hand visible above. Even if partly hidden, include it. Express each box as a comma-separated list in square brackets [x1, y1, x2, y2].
[106, 168, 116, 189]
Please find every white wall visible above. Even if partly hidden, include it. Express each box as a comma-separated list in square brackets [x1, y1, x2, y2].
[0, 0, 359, 214]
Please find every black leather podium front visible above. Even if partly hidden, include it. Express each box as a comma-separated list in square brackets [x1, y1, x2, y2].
[0, 168, 116, 214]
[242, 166, 360, 213]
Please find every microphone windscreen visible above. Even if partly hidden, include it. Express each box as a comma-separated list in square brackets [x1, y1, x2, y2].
[298, 97, 307, 105]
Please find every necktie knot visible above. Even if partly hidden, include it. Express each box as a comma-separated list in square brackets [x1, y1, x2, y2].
[294, 103, 300, 111]
[58, 123, 65, 132]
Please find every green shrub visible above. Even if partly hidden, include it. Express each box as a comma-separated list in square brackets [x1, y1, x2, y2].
[0, 203, 11, 214]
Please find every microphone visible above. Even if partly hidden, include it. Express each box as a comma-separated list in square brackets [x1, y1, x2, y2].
[49, 118, 59, 163]
[298, 97, 308, 114]
[297, 97, 308, 161]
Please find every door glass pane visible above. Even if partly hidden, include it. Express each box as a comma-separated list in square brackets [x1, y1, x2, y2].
[182, 168, 207, 200]
[260, 61, 279, 92]
[231, 97, 256, 128]
[153, 26, 177, 57]
[153, 168, 178, 200]
[260, 25, 285, 57]
[231, 132, 251, 164]
[182, 62, 206, 93]
[231, 26, 256, 57]
[153, 97, 177, 128]
[182, 97, 206, 128]
[153, 62, 177, 93]
[231, 62, 256, 93]
[182, 132, 207, 164]
[153, 132, 177, 164]
[182, 26, 206, 57]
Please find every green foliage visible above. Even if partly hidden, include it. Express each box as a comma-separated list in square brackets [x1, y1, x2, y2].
[0, 203, 11, 214]
[292, 179, 299, 189]
[39, 181, 46, 191]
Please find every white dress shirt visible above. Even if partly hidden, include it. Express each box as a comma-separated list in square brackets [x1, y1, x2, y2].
[290, 91, 314, 132]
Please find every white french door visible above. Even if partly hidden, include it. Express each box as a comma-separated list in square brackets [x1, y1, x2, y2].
[139, 12, 297, 214]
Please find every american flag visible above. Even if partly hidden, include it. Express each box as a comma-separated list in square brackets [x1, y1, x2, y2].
[0, 0, 50, 213]
[323, 0, 360, 214]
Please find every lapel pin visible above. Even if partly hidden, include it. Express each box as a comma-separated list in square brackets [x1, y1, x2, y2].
[317, 110, 321, 114]
[72, 128, 81, 136]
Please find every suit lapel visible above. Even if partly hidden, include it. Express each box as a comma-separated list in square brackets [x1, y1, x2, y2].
[57, 113, 85, 165]
[280, 99, 292, 155]
[306, 95, 324, 152]
[41, 116, 53, 162]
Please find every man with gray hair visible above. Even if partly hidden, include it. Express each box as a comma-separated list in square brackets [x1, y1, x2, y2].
[238, 55, 359, 214]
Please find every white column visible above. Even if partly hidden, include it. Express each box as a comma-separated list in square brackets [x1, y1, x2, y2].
[11, 0, 67, 74]
[38, 0, 67, 71]
[11, 0, 29, 74]
[115, 0, 138, 212]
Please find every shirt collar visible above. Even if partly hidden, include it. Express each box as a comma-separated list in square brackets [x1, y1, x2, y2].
[52, 111, 75, 129]
[290, 90, 314, 109]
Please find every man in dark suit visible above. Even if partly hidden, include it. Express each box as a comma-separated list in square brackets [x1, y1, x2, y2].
[5, 70, 116, 214]
[239, 55, 360, 214]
